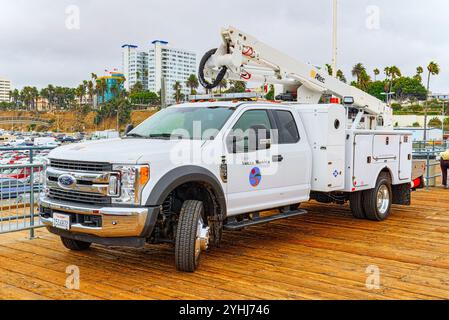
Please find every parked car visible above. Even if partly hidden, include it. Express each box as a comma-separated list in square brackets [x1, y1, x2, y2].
[0, 178, 40, 200]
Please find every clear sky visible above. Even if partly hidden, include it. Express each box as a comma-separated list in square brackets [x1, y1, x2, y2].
[0, 0, 447, 92]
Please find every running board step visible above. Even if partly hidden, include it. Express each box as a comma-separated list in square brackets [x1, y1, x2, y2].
[224, 209, 307, 231]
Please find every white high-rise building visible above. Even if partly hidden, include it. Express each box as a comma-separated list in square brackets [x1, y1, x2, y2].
[148, 40, 197, 105]
[121, 44, 149, 91]
[0, 77, 11, 102]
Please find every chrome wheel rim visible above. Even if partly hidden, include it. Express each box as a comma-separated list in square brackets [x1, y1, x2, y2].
[195, 216, 210, 262]
[377, 184, 390, 215]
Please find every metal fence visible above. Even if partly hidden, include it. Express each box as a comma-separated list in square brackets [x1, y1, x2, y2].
[0, 146, 54, 238]
[412, 140, 448, 189]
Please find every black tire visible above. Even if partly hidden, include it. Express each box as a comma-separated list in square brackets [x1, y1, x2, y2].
[60, 236, 92, 251]
[175, 200, 205, 272]
[349, 191, 366, 219]
[363, 172, 392, 221]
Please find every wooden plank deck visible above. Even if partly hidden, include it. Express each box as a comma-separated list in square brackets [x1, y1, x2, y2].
[0, 186, 449, 300]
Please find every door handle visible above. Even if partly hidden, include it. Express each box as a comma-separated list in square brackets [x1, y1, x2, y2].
[273, 155, 284, 162]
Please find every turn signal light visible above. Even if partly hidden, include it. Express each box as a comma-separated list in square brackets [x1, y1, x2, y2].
[139, 166, 150, 186]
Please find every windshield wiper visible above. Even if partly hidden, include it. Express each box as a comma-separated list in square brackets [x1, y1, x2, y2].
[126, 133, 147, 139]
[148, 133, 185, 140]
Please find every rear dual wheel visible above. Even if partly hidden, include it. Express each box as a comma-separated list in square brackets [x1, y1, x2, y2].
[350, 172, 392, 221]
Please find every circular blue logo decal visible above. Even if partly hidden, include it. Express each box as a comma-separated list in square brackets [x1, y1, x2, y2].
[249, 167, 262, 187]
[58, 174, 77, 189]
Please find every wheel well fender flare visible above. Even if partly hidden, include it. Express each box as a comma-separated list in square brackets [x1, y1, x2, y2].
[145, 166, 226, 215]
[377, 166, 393, 183]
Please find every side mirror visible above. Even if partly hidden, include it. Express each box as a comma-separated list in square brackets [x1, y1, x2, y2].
[125, 124, 134, 135]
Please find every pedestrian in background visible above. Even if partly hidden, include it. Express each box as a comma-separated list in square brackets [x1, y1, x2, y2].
[440, 149, 449, 188]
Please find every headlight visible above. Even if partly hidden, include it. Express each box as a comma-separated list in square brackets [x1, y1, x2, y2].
[112, 165, 150, 205]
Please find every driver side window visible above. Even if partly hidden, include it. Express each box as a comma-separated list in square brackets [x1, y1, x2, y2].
[228, 110, 272, 153]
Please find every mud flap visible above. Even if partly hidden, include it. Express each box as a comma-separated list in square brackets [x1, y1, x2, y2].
[392, 183, 411, 205]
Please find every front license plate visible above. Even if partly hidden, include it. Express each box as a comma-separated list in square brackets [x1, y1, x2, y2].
[53, 213, 71, 230]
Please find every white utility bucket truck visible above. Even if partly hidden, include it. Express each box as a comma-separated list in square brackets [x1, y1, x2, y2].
[39, 27, 422, 272]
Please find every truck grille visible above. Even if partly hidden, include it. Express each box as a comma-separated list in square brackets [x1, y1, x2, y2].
[49, 159, 112, 172]
[48, 188, 111, 205]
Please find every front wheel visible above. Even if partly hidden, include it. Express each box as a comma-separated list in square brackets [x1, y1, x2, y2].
[175, 200, 210, 272]
[363, 173, 392, 221]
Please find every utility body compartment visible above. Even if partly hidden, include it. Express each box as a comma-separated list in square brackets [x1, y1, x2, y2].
[295, 104, 346, 192]
[344, 130, 413, 192]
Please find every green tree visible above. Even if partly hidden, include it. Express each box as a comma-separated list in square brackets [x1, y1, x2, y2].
[227, 80, 247, 93]
[96, 78, 107, 105]
[129, 91, 159, 105]
[392, 77, 427, 102]
[185, 74, 199, 95]
[358, 70, 371, 91]
[336, 70, 347, 83]
[414, 66, 424, 82]
[325, 64, 333, 76]
[366, 81, 388, 101]
[87, 80, 95, 105]
[218, 79, 228, 93]
[373, 68, 380, 81]
[351, 63, 366, 86]
[173, 81, 184, 103]
[130, 81, 144, 94]
[75, 85, 85, 107]
[428, 117, 442, 128]
[424, 61, 440, 140]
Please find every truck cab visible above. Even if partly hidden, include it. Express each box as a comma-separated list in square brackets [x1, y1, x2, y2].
[39, 101, 412, 272]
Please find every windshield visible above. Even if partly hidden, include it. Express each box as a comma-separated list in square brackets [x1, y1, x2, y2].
[128, 107, 235, 140]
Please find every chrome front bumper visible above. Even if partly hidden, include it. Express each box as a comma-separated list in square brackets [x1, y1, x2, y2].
[39, 196, 155, 238]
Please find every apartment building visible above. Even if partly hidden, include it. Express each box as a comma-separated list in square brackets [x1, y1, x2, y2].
[0, 77, 12, 102]
[121, 41, 197, 105]
[121, 45, 149, 91]
[148, 40, 197, 105]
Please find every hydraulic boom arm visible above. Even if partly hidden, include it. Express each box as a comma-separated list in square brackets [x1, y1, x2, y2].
[199, 26, 393, 128]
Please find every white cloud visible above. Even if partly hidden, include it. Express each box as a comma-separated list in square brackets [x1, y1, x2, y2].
[0, 0, 447, 92]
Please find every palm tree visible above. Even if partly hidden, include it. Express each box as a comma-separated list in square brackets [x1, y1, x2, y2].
[218, 79, 228, 93]
[358, 70, 371, 91]
[325, 64, 333, 76]
[389, 66, 402, 80]
[336, 70, 347, 83]
[414, 66, 424, 82]
[130, 81, 144, 94]
[228, 80, 247, 93]
[96, 78, 107, 105]
[9, 89, 20, 106]
[383, 66, 401, 103]
[110, 83, 119, 99]
[87, 80, 94, 105]
[424, 61, 441, 140]
[75, 85, 85, 107]
[373, 68, 380, 81]
[351, 63, 366, 86]
[185, 74, 199, 95]
[173, 81, 184, 103]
